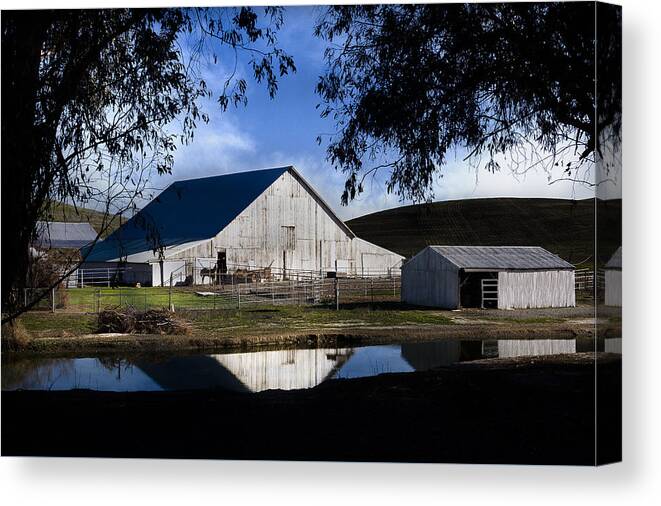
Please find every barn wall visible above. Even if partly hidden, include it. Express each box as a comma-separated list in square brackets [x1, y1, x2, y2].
[168, 170, 403, 276]
[497, 270, 575, 309]
[401, 248, 460, 308]
[605, 269, 622, 307]
[351, 237, 404, 276]
[497, 339, 576, 358]
[152, 260, 186, 287]
[210, 347, 353, 392]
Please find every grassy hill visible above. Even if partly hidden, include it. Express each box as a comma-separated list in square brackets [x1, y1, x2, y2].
[347, 198, 621, 266]
[43, 202, 121, 238]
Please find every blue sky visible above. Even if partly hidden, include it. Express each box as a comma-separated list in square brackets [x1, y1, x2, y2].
[146, 5, 601, 221]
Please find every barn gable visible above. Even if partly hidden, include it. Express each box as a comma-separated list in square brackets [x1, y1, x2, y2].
[605, 246, 622, 270]
[167, 169, 402, 277]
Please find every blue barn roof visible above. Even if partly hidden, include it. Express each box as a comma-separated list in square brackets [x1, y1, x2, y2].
[84, 166, 291, 262]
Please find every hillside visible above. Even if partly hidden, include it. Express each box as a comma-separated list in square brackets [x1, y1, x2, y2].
[43, 202, 121, 238]
[347, 198, 621, 266]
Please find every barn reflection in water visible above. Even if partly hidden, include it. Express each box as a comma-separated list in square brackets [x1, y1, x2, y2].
[3, 339, 587, 392]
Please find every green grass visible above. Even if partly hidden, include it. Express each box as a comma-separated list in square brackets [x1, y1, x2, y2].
[16, 312, 97, 338]
[65, 287, 228, 311]
[11, 301, 453, 340]
[185, 304, 454, 336]
[347, 197, 621, 266]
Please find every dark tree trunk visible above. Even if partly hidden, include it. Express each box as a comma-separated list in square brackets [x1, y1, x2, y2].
[1, 12, 52, 311]
[2, 11, 54, 311]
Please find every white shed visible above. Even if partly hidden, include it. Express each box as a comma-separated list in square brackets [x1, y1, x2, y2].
[401, 246, 575, 309]
[35, 221, 97, 250]
[604, 247, 622, 307]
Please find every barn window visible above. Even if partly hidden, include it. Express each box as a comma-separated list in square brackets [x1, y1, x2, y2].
[280, 226, 296, 250]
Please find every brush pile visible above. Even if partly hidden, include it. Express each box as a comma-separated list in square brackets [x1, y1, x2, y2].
[97, 308, 190, 335]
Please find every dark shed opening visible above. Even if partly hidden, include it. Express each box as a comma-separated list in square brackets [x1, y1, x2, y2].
[459, 270, 498, 308]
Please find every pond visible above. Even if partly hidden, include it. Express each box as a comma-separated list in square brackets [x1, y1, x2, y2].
[2, 338, 620, 393]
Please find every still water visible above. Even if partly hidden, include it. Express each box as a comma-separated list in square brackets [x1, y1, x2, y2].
[2, 338, 620, 393]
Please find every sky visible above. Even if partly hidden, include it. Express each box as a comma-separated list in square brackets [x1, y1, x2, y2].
[142, 5, 607, 221]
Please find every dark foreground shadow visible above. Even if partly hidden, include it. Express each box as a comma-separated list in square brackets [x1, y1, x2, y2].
[1, 354, 621, 465]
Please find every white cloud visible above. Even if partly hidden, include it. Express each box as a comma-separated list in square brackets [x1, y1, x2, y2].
[432, 159, 596, 202]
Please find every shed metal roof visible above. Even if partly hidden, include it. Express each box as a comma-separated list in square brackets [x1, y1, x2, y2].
[83, 166, 355, 262]
[428, 246, 574, 271]
[35, 221, 98, 249]
[605, 247, 621, 269]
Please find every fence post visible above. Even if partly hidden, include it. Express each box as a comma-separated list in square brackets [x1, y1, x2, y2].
[107, 268, 110, 288]
[237, 283, 241, 310]
[168, 273, 173, 311]
[51, 288, 56, 313]
[24, 288, 28, 308]
[335, 278, 339, 311]
[393, 277, 396, 297]
[371, 278, 374, 305]
[81, 269, 84, 288]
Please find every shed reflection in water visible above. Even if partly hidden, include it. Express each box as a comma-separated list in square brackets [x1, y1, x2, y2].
[2, 338, 596, 393]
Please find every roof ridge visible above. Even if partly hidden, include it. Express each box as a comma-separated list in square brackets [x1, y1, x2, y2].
[430, 245, 545, 249]
[170, 165, 292, 185]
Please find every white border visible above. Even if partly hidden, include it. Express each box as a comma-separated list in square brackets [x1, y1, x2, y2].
[2, 1, 660, 505]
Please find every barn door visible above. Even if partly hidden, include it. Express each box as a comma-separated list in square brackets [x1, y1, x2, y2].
[217, 250, 227, 274]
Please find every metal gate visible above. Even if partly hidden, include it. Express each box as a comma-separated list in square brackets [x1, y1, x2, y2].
[481, 278, 498, 308]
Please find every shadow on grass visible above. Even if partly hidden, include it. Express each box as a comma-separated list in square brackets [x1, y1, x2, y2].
[317, 301, 440, 312]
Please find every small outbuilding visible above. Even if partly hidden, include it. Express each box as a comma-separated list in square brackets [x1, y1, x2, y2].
[604, 247, 622, 307]
[401, 245, 575, 309]
[35, 221, 97, 250]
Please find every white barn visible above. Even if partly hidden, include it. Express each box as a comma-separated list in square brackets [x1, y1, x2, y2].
[604, 247, 622, 307]
[84, 166, 403, 285]
[401, 246, 575, 309]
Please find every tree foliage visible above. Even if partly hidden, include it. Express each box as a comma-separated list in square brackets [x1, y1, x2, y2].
[1, 7, 295, 314]
[315, 2, 621, 204]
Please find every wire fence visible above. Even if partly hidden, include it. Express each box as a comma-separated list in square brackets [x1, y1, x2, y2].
[17, 268, 604, 315]
[17, 276, 402, 314]
[15, 287, 62, 312]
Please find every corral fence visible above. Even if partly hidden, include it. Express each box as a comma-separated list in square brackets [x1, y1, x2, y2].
[575, 268, 605, 298]
[65, 267, 134, 288]
[16, 275, 401, 314]
[16, 268, 606, 315]
[91, 276, 401, 313]
[162, 261, 398, 286]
